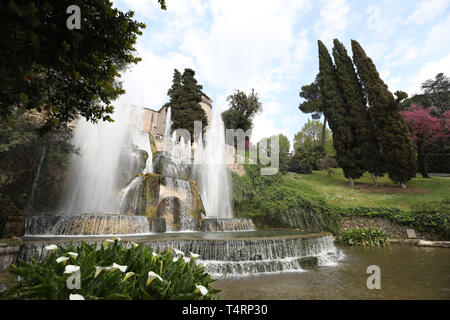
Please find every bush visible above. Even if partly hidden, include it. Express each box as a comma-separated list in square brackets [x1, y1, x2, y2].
[341, 206, 415, 225]
[412, 201, 450, 240]
[335, 228, 389, 247]
[319, 157, 337, 176]
[1, 239, 219, 300]
[289, 156, 312, 174]
[232, 164, 339, 232]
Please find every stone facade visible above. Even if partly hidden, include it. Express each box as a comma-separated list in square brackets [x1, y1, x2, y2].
[141, 91, 213, 140]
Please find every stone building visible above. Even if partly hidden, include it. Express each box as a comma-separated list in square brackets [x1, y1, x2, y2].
[141, 91, 213, 140]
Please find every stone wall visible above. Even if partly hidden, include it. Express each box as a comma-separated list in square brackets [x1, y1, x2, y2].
[339, 216, 423, 239]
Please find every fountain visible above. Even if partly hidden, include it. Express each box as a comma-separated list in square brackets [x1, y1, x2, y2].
[19, 99, 342, 276]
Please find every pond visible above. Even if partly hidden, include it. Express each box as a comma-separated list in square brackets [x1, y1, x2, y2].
[214, 244, 450, 299]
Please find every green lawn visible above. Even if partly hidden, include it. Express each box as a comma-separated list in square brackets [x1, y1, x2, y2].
[284, 169, 450, 211]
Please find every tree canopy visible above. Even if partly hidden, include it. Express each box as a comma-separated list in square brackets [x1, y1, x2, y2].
[293, 119, 334, 156]
[352, 40, 416, 186]
[421, 73, 450, 115]
[165, 68, 208, 138]
[0, 0, 156, 131]
[222, 89, 262, 132]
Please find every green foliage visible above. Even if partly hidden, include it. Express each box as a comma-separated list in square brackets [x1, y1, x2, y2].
[351, 40, 416, 185]
[294, 145, 325, 170]
[318, 40, 363, 181]
[421, 73, 450, 115]
[332, 39, 382, 178]
[1, 239, 219, 300]
[166, 68, 208, 137]
[0, 0, 149, 131]
[289, 154, 313, 174]
[0, 110, 74, 236]
[278, 134, 291, 174]
[293, 119, 334, 156]
[335, 228, 389, 247]
[412, 201, 450, 240]
[231, 164, 340, 232]
[341, 206, 414, 225]
[222, 89, 262, 132]
[299, 76, 322, 114]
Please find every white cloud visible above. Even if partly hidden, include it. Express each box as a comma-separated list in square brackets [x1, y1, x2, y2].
[407, 54, 450, 95]
[314, 0, 350, 42]
[251, 101, 289, 143]
[422, 14, 450, 56]
[178, 0, 311, 93]
[408, 0, 450, 25]
[119, 46, 195, 108]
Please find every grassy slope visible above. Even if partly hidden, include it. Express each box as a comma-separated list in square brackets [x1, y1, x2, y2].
[284, 169, 450, 211]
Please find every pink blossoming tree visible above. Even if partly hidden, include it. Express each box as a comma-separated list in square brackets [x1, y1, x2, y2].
[400, 104, 450, 178]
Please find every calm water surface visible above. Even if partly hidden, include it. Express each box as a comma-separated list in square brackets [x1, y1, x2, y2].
[215, 244, 450, 299]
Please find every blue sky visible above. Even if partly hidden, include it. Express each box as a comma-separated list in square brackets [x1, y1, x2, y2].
[112, 0, 450, 148]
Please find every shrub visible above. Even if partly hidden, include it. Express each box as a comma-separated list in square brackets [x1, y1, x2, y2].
[289, 156, 312, 174]
[340, 206, 415, 225]
[232, 164, 339, 232]
[335, 228, 389, 247]
[412, 201, 450, 240]
[319, 157, 337, 177]
[1, 239, 219, 300]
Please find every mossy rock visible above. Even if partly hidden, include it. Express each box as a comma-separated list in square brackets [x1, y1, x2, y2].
[148, 133, 158, 155]
[298, 256, 318, 269]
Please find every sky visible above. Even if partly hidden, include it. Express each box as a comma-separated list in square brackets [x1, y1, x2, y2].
[112, 0, 450, 148]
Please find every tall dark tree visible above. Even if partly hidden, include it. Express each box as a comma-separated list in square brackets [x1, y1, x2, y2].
[332, 39, 383, 186]
[318, 40, 360, 186]
[0, 0, 159, 132]
[351, 40, 416, 187]
[298, 76, 328, 153]
[166, 68, 208, 138]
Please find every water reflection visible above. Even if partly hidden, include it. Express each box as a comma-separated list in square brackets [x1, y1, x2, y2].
[215, 245, 450, 299]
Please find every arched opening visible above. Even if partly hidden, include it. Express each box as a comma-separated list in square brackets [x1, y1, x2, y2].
[156, 196, 181, 231]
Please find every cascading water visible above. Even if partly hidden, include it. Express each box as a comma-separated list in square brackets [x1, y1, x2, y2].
[18, 234, 343, 276]
[23, 101, 155, 236]
[196, 105, 233, 218]
[58, 101, 152, 214]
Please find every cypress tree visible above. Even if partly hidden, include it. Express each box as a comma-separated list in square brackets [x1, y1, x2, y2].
[167, 68, 208, 138]
[351, 40, 416, 187]
[332, 39, 383, 186]
[318, 40, 358, 186]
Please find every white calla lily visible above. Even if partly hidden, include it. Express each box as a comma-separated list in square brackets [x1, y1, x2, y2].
[146, 271, 163, 286]
[133, 242, 139, 248]
[69, 294, 85, 300]
[121, 271, 135, 282]
[94, 266, 110, 278]
[111, 263, 127, 273]
[68, 252, 78, 259]
[152, 251, 159, 257]
[64, 265, 80, 274]
[195, 284, 208, 296]
[56, 256, 69, 264]
[190, 252, 200, 259]
[172, 248, 184, 256]
[44, 244, 57, 252]
[112, 237, 121, 242]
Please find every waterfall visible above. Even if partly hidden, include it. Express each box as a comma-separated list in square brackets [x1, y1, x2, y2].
[23, 214, 151, 236]
[58, 102, 153, 214]
[163, 107, 172, 153]
[18, 234, 343, 276]
[196, 106, 232, 218]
